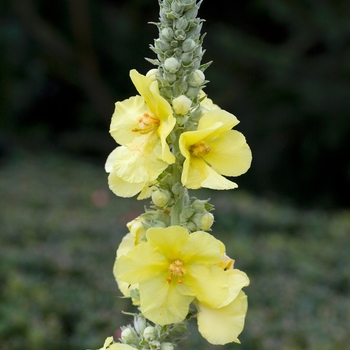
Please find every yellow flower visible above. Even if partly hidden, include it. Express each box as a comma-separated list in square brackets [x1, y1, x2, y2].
[196, 290, 248, 345]
[114, 226, 230, 325]
[90, 336, 136, 349]
[105, 70, 176, 198]
[179, 109, 252, 190]
[113, 232, 139, 299]
[196, 257, 250, 345]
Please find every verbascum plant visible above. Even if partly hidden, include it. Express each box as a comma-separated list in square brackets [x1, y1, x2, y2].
[93, 0, 252, 349]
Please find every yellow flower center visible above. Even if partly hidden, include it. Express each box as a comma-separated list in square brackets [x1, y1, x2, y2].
[166, 260, 186, 284]
[189, 140, 211, 157]
[132, 113, 160, 134]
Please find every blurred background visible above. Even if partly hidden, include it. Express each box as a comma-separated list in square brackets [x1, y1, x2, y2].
[1, 0, 350, 349]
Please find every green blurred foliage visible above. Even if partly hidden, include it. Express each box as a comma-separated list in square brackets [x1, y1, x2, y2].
[1, 153, 350, 349]
[0, 0, 350, 207]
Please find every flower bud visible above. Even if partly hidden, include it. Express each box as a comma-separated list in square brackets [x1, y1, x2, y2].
[172, 95, 192, 115]
[134, 315, 146, 334]
[174, 29, 186, 41]
[175, 17, 188, 30]
[146, 69, 158, 81]
[143, 326, 156, 341]
[185, 6, 199, 19]
[192, 212, 214, 231]
[181, 52, 193, 65]
[171, 1, 183, 13]
[187, 69, 205, 87]
[192, 199, 206, 211]
[161, 342, 175, 350]
[186, 86, 200, 98]
[155, 38, 171, 51]
[163, 71, 177, 84]
[186, 221, 197, 232]
[182, 38, 196, 52]
[127, 216, 147, 244]
[161, 28, 174, 41]
[121, 327, 139, 344]
[152, 189, 171, 208]
[164, 57, 181, 73]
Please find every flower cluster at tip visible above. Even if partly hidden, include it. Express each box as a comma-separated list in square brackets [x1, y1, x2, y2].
[113, 226, 249, 346]
[99, 0, 252, 348]
[105, 69, 252, 197]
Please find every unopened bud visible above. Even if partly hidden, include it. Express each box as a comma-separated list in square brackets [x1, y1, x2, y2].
[121, 327, 139, 344]
[164, 57, 181, 73]
[192, 212, 214, 231]
[172, 95, 192, 115]
[188, 69, 205, 87]
[146, 69, 158, 81]
[127, 216, 146, 244]
[161, 342, 175, 350]
[152, 189, 171, 208]
[134, 315, 146, 334]
[161, 28, 174, 41]
[143, 326, 156, 341]
[182, 38, 196, 52]
[175, 17, 188, 30]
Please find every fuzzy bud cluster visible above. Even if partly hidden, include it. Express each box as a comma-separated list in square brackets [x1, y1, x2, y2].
[117, 314, 185, 349]
[180, 198, 215, 232]
[147, 0, 209, 103]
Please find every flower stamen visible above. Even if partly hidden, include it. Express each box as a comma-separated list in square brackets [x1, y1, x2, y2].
[189, 140, 211, 157]
[132, 113, 160, 134]
[166, 260, 186, 284]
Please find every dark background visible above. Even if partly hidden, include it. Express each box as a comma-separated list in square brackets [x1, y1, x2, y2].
[1, 0, 350, 208]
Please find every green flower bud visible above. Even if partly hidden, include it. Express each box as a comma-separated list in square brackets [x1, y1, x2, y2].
[161, 342, 175, 350]
[146, 68, 158, 81]
[192, 199, 206, 211]
[143, 326, 156, 341]
[186, 86, 200, 98]
[192, 212, 214, 231]
[171, 1, 183, 13]
[163, 71, 177, 84]
[181, 52, 193, 65]
[161, 28, 174, 41]
[175, 17, 188, 31]
[164, 57, 181, 73]
[188, 69, 205, 87]
[172, 95, 192, 115]
[185, 6, 199, 19]
[186, 221, 197, 232]
[152, 189, 171, 208]
[134, 315, 146, 334]
[182, 38, 196, 52]
[174, 29, 186, 41]
[121, 327, 139, 344]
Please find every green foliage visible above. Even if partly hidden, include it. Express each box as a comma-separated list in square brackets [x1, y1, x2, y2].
[1, 152, 349, 349]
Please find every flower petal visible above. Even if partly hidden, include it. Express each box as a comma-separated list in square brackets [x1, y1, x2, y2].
[220, 269, 250, 307]
[182, 156, 238, 190]
[115, 242, 168, 285]
[182, 230, 222, 264]
[139, 276, 194, 325]
[111, 141, 167, 183]
[110, 95, 149, 146]
[113, 233, 138, 297]
[186, 264, 228, 307]
[203, 130, 252, 176]
[108, 172, 145, 198]
[146, 226, 190, 260]
[197, 291, 248, 345]
[198, 109, 239, 132]
[130, 70, 156, 112]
